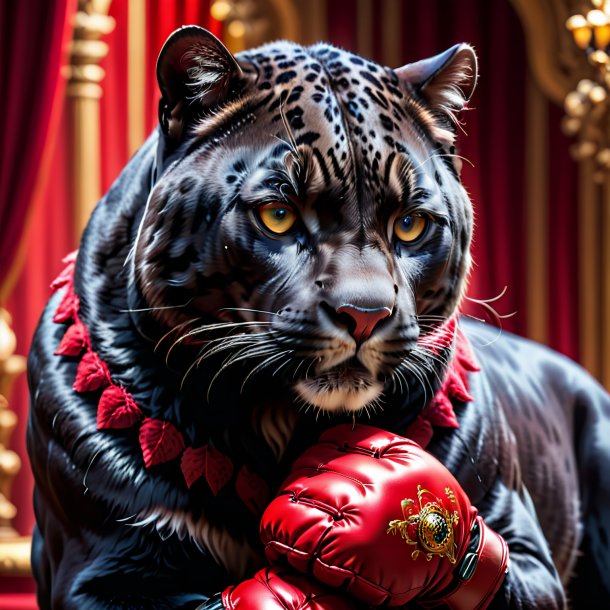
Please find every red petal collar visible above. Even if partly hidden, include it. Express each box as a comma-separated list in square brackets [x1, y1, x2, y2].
[51, 252, 478, 496]
[405, 317, 480, 447]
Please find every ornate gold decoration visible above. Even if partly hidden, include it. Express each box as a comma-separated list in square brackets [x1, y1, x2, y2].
[0, 535, 32, 576]
[504, 1, 609, 389]
[0, 309, 30, 575]
[563, 0, 610, 181]
[65, 0, 115, 100]
[64, 0, 115, 240]
[387, 485, 459, 563]
[510, 0, 577, 105]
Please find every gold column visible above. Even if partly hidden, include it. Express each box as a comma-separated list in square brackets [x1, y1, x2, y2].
[579, 157, 601, 379]
[603, 150, 610, 389]
[128, 0, 146, 157]
[310, 0, 327, 43]
[525, 72, 549, 345]
[381, 0, 401, 68]
[65, 0, 115, 241]
[357, 0, 373, 59]
[0, 310, 29, 576]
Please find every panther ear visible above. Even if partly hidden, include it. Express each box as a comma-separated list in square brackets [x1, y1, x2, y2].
[395, 44, 478, 147]
[156, 25, 243, 141]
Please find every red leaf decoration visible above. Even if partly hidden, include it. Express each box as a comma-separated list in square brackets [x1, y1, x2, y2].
[55, 319, 88, 357]
[53, 289, 80, 324]
[403, 330, 480, 448]
[445, 369, 473, 404]
[97, 385, 143, 430]
[405, 416, 434, 448]
[62, 250, 78, 264]
[139, 418, 185, 468]
[50, 264, 74, 293]
[181, 446, 207, 489]
[428, 393, 460, 429]
[236, 465, 269, 514]
[51, 251, 78, 292]
[73, 350, 110, 392]
[205, 447, 233, 496]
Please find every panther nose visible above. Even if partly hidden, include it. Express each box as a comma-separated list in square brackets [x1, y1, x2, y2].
[336, 304, 392, 344]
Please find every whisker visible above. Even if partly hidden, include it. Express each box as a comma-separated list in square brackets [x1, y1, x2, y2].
[170, 322, 271, 354]
[121, 299, 193, 313]
[399, 359, 429, 406]
[155, 317, 200, 354]
[240, 350, 293, 394]
[206, 346, 282, 400]
[197, 337, 276, 365]
[183, 321, 273, 337]
[217, 307, 280, 317]
[466, 285, 508, 304]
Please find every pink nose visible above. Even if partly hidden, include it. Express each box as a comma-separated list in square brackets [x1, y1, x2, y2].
[336, 304, 392, 344]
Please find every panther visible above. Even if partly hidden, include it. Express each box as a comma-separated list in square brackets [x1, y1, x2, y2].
[27, 26, 610, 609]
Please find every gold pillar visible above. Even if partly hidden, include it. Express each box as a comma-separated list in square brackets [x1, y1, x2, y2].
[128, 0, 146, 157]
[65, 0, 115, 241]
[579, 157, 601, 379]
[525, 71, 549, 345]
[357, 0, 373, 59]
[381, 0, 401, 68]
[0, 310, 29, 576]
[603, 146, 610, 389]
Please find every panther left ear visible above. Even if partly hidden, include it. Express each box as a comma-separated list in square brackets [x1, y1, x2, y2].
[395, 44, 478, 147]
[156, 25, 243, 141]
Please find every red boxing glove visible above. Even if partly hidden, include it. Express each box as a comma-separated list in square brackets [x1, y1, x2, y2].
[200, 566, 362, 609]
[261, 424, 509, 609]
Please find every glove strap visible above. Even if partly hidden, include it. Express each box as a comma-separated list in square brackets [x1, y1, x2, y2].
[445, 517, 509, 610]
[421, 517, 509, 610]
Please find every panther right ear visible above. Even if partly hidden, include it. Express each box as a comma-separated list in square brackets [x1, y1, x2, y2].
[395, 44, 477, 149]
[156, 25, 243, 141]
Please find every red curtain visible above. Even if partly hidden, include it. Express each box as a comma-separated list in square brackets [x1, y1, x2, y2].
[100, 0, 221, 193]
[0, 0, 74, 546]
[0, 0, 74, 299]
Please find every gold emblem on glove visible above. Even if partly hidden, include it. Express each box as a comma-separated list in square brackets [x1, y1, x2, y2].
[387, 485, 459, 563]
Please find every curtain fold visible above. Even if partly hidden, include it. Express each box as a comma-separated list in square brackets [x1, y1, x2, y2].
[0, 0, 74, 301]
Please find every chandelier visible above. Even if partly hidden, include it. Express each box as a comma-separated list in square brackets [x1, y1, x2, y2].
[564, 0, 610, 180]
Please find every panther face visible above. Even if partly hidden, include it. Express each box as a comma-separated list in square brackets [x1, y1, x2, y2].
[134, 27, 477, 414]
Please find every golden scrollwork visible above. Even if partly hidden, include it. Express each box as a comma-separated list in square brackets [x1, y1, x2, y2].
[387, 485, 459, 563]
[0, 309, 29, 575]
[65, 0, 115, 100]
[562, 1, 610, 180]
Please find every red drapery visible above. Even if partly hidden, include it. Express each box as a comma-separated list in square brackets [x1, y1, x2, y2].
[3, 0, 581, 547]
[100, 0, 221, 192]
[0, 0, 74, 299]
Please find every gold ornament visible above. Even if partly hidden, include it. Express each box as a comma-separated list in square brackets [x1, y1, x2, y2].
[387, 485, 459, 563]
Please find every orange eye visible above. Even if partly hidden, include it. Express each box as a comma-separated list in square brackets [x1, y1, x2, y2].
[394, 214, 428, 243]
[257, 202, 297, 235]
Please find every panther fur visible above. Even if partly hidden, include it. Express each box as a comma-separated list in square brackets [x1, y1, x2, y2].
[27, 26, 610, 609]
